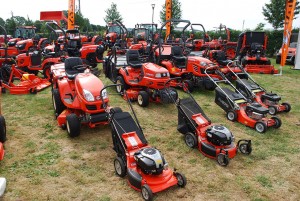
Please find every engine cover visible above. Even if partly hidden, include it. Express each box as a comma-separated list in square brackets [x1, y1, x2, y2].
[206, 125, 234, 146]
[134, 148, 165, 175]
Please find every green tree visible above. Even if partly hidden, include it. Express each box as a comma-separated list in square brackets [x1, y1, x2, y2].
[254, 23, 265, 31]
[0, 17, 5, 27]
[103, 2, 123, 24]
[159, 0, 182, 25]
[262, 0, 300, 29]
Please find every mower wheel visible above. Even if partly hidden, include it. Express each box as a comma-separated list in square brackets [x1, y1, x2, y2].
[255, 121, 267, 133]
[226, 110, 237, 121]
[271, 116, 282, 129]
[114, 157, 126, 177]
[52, 89, 66, 117]
[217, 153, 229, 166]
[116, 76, 128, 94]
[239, 143, 252, 155]
[66, 114, 81, 138]
[141, 184, 153, 201]
[0, 116, 7, 143]
[183, 80, 194, 92]
[137, 91, 149, 107]
[175, 172, 187, 188]
[268, 106, 277, 115]
[282, 102, 291, 112]
[184, 132, 197, 148]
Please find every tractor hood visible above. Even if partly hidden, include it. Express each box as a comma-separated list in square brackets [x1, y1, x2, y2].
[188, 55, 215, 66]
[75, 73, 105, 101]
[16, 39, 32, 45]
[143, 62, 170, 77]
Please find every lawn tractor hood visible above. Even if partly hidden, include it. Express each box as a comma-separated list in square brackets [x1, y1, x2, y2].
[75, 73, 106, 102]
[143, 62, 170, 78]
[134, 147, 166, 175]
[206, 125, 234, 146]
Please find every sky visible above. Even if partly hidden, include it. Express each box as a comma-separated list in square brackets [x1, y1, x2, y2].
[0, 0, 299, 31]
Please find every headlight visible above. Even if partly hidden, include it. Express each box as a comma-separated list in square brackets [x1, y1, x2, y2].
[200, 61, 208, 66]
[155, 73, 161, 78]
[101, 89, 108, 99]
[83, 89, 95, 101]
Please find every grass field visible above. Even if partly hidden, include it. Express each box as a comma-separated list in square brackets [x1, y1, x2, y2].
[0, 59, 300, 201]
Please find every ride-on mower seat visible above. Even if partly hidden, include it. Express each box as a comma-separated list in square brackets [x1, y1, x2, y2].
[171, 46, 187, 69]
[126, 50, 143, 68]
[112, 112, 147, 145]
[64, 57, 84, 80]
[214, 51, 231, 66]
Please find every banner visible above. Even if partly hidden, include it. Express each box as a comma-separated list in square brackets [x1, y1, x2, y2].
[281, 0, 297, 66]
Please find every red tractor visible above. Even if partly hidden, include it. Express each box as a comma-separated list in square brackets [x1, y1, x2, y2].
[236, 31, 278, 74]
[276, 33, 298, 65]
[108, 86, 186, 200]
[104, 21, 128, 50]
[104, 48, 178, 107]
[51, 57, 110, 137]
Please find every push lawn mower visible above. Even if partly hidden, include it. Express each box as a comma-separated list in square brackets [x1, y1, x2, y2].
[205, 66, 282, 133]
[52, 57, 109, 137]
[104, 85, 186, 201]
[224, 61, 291, 115]
[166, 78, 251, 166]
[235, 31, 278, 74]
[155, 19, 221, 92]
[103, 48, 178, 107]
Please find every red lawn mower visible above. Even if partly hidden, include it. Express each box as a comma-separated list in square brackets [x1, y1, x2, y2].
[107, 85, 186, 200]
[52, 57, 109, 137]
[236, 31, 278, 74]
[225, 62, 291, 115]
[155, 19, 221, 92]
[103, 48, 178, 107]
[0, 25, 50, 95]
[166, 78, 251, 166]
[205, 66, 282, 133]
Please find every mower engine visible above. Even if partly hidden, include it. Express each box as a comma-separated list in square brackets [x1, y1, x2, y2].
[261, 93, 281, 106]
[250, 43, 264, 56]
[245, 103, 269, 120]
[206, 125, 234, 146]
[134, 148, 166, 175]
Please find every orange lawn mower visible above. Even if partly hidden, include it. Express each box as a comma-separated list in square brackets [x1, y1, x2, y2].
[205, 66, 282, 133]
[235, 31, 278, 74]
[106, 85, 186, 201]
[103, 48, 178, 107]
[224, 61, 291, 115]
[155, 19, 222, 92]
[166, 78, 252, 166]
[51, 57, 111, 137]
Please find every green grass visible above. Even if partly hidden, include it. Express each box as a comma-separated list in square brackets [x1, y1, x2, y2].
[0, 59, 300, 200]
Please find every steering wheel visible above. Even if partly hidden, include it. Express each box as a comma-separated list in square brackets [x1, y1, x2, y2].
[72, 64, 86, 72]
[183, 47, 191, 55]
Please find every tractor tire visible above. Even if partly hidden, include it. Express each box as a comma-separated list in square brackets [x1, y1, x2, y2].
[137, 91, 150, 107]
[0, 116, 6, 143]
[52, 88, 66, 117]
[40, 39, 50, 50]
[94, 36, 103, 45]
[66, 113, 81, 138]
[276, 55, 281, 64]
[116, 76, 128, 94]
[114, 157, 127, 177]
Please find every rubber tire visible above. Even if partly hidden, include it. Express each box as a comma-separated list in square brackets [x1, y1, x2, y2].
[271, 116, 282, 129]
[114, 157, 126, 177]
[175, 172, 187, 188]
[40, 39, 49, 50]
[0, 116, 6, 143]
[116, 76, 128, 94]
[52, 88, 66, 117]
[239, 143, 252, 155]
[217, 153, 229, 166]
[226, 110, 237, 121]
[282, 102, 291, 112]
[137, 91, 149, 107]
[183, 80, 194, 92]
[141, 184, 153, 201]
[255, 121, 267, 133]
[66, 113, 81, 138]
[268, 106, 277, 115]
[184, 132, 197, 148]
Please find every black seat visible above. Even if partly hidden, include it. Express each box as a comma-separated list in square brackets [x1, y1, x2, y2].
[214, 51, 231, 66]
[64, 57, 84, 80]
[126, 50, 143, 68]
[171, 46, 187, 69]
[67, 39, 81, 56]
[30, 51, 42, 66]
